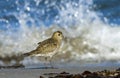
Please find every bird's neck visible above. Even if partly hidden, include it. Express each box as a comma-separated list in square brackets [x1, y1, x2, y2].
[52, 37, 62, 44]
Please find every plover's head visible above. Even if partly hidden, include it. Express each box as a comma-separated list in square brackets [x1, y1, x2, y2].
[52, 31, 64, 41]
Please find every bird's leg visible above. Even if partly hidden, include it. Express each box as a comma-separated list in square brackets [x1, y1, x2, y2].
[45, 57, 48, 61]
[44, 57, 49, 69]
[49, 52, 58, 69]
[49, 57, 54, 68]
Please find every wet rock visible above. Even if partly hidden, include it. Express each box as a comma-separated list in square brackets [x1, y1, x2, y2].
[72, 74, 84, 78]
[60, 71, 69, 74]
[85, 74, 104, 78]
[52, 71, 71, 78]
[0, 64, 25, 69]
[41, 68, 120, 78]
[82, 71, 92, 75]
[40, 76, 44, 78]
[116, 68, 120, 71]
[115, 73, 120, 78]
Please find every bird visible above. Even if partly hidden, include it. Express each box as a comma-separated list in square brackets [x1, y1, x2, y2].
[23, 31, 64, 66]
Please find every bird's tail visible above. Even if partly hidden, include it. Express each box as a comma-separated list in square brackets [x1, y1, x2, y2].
[23, 52, 31, 57]
[22, 50, 36, 57]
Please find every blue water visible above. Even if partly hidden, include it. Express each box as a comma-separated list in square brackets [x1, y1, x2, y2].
[93, 0, 120, 25]
[0, 0, 120, 31]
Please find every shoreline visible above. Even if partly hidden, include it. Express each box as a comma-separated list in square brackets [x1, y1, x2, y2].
[0, 65, 119, 78]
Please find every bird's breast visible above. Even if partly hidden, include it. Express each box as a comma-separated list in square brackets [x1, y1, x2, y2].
[34, 50, 57, 57]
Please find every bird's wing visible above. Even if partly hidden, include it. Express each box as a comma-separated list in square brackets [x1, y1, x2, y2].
[23, 50, 37, 57]
[38, 42, 41, 45]
[23, 38, 58, 56]
[36, 38, 58, 54]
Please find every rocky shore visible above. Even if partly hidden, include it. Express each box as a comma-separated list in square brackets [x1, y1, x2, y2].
[0, 65, 120, 78]
[40, 68, 120, 78]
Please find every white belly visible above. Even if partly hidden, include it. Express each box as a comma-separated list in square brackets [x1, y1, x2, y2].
[33, 51, 57, 58]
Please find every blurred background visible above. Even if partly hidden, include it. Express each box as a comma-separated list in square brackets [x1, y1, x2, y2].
[0, 0, 120, 68]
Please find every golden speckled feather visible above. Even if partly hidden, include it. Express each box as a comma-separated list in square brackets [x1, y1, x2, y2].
[23, 31, 63, 58]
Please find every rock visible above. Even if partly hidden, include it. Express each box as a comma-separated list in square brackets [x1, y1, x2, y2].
[82, 71, 92, 75]
[40, 76, 44, 78]
[41, 68, 120, 78]
[73, 74, 84, 78]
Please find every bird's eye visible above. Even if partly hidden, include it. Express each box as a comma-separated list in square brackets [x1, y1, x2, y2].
[58, 33, 60, 36]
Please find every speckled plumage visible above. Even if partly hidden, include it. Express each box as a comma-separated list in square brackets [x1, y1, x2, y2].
[23, 31, 64, 59]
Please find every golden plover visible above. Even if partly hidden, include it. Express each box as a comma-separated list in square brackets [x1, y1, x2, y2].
[23, 31, 64, 63]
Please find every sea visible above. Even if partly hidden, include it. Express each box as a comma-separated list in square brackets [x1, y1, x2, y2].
[0, 0, 120, 68]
